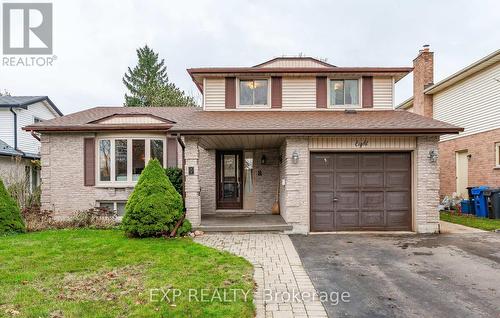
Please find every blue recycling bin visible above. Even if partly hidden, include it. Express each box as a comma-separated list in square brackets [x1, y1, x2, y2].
[471, 186, 489, 217]
[460, 200, 471, 214]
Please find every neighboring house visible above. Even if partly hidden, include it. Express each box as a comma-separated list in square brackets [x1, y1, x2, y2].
[397, 48, 500, 198]
[25, 55, 462, 234]
[0, 96, 62, 190]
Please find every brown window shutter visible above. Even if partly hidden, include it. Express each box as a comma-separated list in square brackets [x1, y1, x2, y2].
[271, 77, 282, 108]
[362, 76, 373, 108]
[83, 138, 95, 186]
[225, 77, 236, 108]
[167, 138, 178, 168]
[316, 76, 327, 108]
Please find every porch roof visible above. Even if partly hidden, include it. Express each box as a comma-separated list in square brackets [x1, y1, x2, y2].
[23, 106, 463, 135]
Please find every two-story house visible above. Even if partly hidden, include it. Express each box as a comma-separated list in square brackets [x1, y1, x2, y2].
[397, 48, 500, 198]
[0, 96, 62, 190]
[25, 53, 462, 234]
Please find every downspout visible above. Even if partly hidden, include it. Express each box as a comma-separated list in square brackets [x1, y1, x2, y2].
[176, 133, 186, 203]
[169, 133, 187, 237]
[30, 130, 40, 142]
[9, 107, 18, 150]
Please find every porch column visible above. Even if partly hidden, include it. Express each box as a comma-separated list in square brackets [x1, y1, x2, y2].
[184, 136, 201, 227]
[415, 136, 440, 233]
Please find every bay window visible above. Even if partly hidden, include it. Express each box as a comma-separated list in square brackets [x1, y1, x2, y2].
[330, 79, 359, 106]
[97, 137, 166, 185]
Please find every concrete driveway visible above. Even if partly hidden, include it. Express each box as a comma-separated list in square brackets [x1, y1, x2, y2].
[290, 232, 500, 318]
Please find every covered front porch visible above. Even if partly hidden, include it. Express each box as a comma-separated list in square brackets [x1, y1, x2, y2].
[182, 134, 309, 233]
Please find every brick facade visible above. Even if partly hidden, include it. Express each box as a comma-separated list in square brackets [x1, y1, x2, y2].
[413, 47, 434, 118]
[439, 128, 500, 197]
[40, 133, 134, 218]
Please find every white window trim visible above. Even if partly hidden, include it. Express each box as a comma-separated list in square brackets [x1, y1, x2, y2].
[96, 136, 167, 187]
[97, 201, 127, 219]
[495, 142, 500, 168]
[327, 78, 362, 109]
[236, 78, 271, 109]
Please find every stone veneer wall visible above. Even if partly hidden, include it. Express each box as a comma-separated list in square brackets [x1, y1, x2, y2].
[280, 137, 310, 234]
[254, 149, 280, 214]
[184, 137, 201, 226]
[199, 148, 216, 215]
[415, 136, 440, 233]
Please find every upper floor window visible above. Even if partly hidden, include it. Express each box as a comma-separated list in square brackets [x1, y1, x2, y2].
[330, 79, 359, 107]
[97, 137, 165, 185]
[239, 79, 268, 106]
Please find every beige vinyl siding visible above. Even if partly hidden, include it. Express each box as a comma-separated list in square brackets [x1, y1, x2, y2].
[259, 59, 329, 68]
[309, 136, 416, 150]
[434, 62, 500, 141]
[373, 77, 394, 109]
[203, 78, 225, 110]
[282, 77, 316, 109]
[99, 116, 165, 124]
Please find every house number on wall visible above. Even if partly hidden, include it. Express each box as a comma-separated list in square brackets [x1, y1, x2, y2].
[355, 139, 369, 148]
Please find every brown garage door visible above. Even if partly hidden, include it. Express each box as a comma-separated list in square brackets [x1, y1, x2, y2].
[310, 152, 411, 231]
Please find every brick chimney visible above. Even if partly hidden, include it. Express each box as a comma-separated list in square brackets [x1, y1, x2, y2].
[413, 45, 434, 117]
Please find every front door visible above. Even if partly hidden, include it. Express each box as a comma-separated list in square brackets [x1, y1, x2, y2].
[216, 151, 243, 209]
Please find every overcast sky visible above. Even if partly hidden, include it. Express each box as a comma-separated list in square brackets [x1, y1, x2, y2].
[1, 0, 499, 114]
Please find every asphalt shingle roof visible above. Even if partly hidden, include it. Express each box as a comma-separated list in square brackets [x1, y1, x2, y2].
[23, 106, 463, 135]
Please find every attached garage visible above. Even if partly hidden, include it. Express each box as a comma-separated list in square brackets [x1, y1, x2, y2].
[310, 152, 412, 231]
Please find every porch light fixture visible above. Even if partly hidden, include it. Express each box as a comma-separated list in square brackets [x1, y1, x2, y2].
[428, 150, 438, 163]
[292, 150, 299, 164]
[261, 154, 267, 165]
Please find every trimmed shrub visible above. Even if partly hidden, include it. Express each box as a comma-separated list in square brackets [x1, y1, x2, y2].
[122, 159, 184, 237]
[165, 167, 183, 195]
[0, 177, 25, 235]
[176, 219, 192, 237]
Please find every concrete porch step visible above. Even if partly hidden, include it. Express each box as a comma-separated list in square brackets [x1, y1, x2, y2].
[215, 209, 256, 217]
[197, 214, 292, 233]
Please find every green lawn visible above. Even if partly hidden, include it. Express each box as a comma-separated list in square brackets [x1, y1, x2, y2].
[0, 229, 254, 318]
[440, 212, 500, 231]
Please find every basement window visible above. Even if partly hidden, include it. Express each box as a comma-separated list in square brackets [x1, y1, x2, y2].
[98, 201, 127, 217]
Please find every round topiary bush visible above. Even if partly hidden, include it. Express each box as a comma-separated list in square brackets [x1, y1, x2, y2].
[0, 177, 25, 235]
[122, 159, 184, 237]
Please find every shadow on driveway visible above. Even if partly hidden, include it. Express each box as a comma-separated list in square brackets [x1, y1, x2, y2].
[290, 233, 500, 318]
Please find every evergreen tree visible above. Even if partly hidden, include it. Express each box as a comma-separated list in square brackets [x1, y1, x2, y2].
[123, 45, 196, 107]
[122, 159, 186, 237]
[0, 177, 25, 235]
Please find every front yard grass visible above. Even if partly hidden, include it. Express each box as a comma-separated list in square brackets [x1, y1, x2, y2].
[0, 229, 254, 318]
[440, 212, 500, 231]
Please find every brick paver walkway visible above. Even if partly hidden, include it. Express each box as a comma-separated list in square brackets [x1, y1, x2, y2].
[195, 233, 328, 318]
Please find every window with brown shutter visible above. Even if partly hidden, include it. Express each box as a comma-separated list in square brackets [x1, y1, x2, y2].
[316, 76, 327, 108]
[225, 77, 236, 108]
[362, 76, 373, 108]
[271, 77, 282, 108]
[83, 138, 95, 186]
